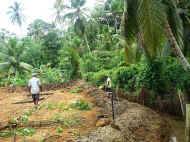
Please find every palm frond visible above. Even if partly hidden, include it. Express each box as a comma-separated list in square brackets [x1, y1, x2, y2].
[7, 1, 24, 26]
[19, 62, 33, 71]
[122, 0, 138, 40]
[71, 0, 86, 8]
[137, 0, 166, 58]
[164, 0, 184, 49]
[63, 12, 76, 20]
[0, 62, 10, 71]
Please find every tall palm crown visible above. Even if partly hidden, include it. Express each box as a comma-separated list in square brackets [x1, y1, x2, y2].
[7, 2, 25, 27]
[55, 0, 88, 33]
[0, 38, 32, 75]
[122, 0, 190, 69]
[54, 0, 91, 51]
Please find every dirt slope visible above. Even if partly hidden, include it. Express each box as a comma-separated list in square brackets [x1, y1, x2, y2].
[78, 81, 171, 142]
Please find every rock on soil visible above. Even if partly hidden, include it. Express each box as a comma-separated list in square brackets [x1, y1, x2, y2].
[77, 81, 171, 142]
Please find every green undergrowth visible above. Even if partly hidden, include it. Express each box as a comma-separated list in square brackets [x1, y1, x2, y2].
[39, 102, 71, 111]
[70, 99, 92, 110]
[10, 107, 37, 124]
[69, 87, 83, 94]
[52, 113, 82, 128]
[39, 100, 92, 111]
[0, 128, 36, 138]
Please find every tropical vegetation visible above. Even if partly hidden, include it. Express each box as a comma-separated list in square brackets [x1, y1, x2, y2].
[0, 0, 190, 111]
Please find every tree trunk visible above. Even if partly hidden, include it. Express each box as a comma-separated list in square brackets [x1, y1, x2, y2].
[165, 20, 190, 71]
[84, 34, 91, 52]
[121, 0, 128, 38]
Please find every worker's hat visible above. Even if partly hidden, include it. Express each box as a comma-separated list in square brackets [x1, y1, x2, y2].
[32, 73, 37, 76]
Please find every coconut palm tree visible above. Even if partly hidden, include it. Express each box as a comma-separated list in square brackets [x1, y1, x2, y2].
[54, 0, 91, 52]
[179, 0, 190, 56]
[0, 38, 33, 76]
[164, 0, 190, 70]
[7, 1, 25, 27]
[122, 0, 190, 70]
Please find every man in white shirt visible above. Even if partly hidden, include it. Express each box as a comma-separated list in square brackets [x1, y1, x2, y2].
[28, 73, 42, 106]
[106, 77, 112, 89]
[105, 77, 112, 97]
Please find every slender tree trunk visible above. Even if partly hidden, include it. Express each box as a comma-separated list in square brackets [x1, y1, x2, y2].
[84, 34, 91, 52]
[121, 0, 127, 38]
[122, 0, 130, 64]
[166, 21, 190, 142]
[165, 20, 190, 71]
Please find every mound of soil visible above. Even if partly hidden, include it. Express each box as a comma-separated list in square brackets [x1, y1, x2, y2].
[78, 81, 171, 142]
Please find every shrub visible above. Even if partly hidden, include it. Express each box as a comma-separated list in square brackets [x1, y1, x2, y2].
[40, 66, 64, 84]
[58, 47, 80, 80]
[0, 73, 29, 86]
[86, 70, 112, 86]
[136, 59, 166, 94]
[80, 50, 125, 79]
[80, 53, 99, 75]
[112, 64, 139, 91]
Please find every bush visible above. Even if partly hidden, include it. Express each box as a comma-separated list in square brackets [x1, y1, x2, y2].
[9, 75, 28, 86]
[58, 47, 80, 80]
[40, 66, 64, 84]
[0, 73, 29, 86]
[85, 57, 190, 98]
[80, 53, 99, 75]
[112, 64, 139, 91]
[80, 50, 125, 79]
[136, 59, 166, 94]
[85, 70, 112, 86]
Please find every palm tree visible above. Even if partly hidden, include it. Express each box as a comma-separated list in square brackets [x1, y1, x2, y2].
[178, 0, 190, 56]
[0, 38, 33, 76]
[122, 0, 190, 70]
[7, 1, 25, 27]
[164, 0, 190, 70]
[54, 0, 91, 52]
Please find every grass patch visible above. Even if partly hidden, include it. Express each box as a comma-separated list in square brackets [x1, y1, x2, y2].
[52, 113, 82, 128]
[16, 128, 36, 136]
[56, 126, 63, 134]
[39, 102, 72, 111]
[69, 87, 83, 94]
[0, 128, 36, 138]
[0, 130, 12, 138]
[70, 99, 91, 110]
[20, 114, 29, 124]
[40, 102, 57, 110]
[23, 109, 33, 117]
[57, 103, 71, 111]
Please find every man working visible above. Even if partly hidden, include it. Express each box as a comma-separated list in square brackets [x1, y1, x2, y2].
[106, 76, 112, 92]
[28, 73, 42, 106]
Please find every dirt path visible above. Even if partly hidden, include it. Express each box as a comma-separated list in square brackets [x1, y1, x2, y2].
[0, 81, 101, 142]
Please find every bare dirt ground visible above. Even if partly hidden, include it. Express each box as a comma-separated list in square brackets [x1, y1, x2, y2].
[0, 80, 171, 142]
[0, 81, 101, 142]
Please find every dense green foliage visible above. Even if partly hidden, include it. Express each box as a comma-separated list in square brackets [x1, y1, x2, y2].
[0, 0, 190, 107]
